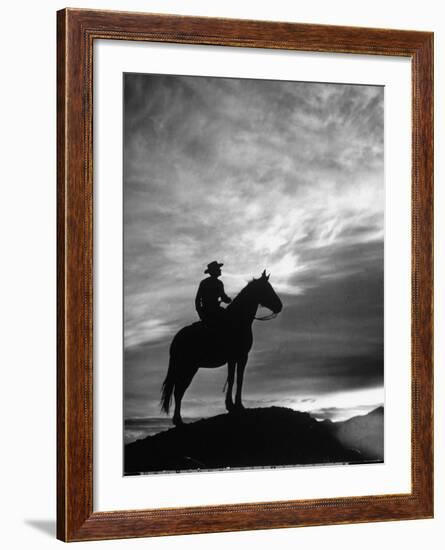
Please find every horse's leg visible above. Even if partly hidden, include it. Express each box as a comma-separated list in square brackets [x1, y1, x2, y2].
[225, 361, 236, 412]
[173, 365, 198, 426]
[172, 385, 183, 426]
[234, 354, 248, 410]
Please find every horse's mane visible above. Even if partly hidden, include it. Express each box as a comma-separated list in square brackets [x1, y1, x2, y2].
[226, 279, 258, 312]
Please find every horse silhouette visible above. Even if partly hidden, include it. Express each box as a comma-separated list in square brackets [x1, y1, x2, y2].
[160, 270, 283, 426]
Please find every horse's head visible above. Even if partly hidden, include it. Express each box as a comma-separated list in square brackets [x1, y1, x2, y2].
[252, 270, 283, 314]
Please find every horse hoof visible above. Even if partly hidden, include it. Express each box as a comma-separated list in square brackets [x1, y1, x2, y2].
[173, 417, 184, 427]
[225, 402, 235, 413]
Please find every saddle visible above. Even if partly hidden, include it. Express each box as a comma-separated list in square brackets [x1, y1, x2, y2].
[190, 317, 230, 359]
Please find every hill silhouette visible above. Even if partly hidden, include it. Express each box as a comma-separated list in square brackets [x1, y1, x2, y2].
[125, 406, 383, 474]
[332, 406, 383, 460]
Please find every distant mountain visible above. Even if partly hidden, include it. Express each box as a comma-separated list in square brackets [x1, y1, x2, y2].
[332, 406, 384, 460]
[124, 406, 383, 475]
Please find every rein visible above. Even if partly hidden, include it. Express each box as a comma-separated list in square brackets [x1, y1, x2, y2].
[254, 312, 278, 321]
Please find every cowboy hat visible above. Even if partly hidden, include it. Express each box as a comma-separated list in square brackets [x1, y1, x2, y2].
[204, 261, 223, 274]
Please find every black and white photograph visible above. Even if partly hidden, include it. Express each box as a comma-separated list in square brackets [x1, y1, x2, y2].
[2, 0, 439, 546]
[123, 72, 384, 475]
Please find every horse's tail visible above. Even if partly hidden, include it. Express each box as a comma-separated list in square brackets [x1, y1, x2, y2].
[160, 353, 176, 415]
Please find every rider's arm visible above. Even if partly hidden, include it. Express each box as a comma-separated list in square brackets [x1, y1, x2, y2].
[219, 282, 232, 304]
[195, 284, 204, 318]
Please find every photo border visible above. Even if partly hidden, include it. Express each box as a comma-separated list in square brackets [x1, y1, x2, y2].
[57, 8, 433, 542]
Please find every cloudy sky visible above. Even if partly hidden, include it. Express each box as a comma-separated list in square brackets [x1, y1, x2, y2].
[123, 73, 384, 424]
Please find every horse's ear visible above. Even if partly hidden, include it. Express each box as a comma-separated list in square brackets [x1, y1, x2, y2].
[266, 272, 270, 280]
[261, 269, 267, 279]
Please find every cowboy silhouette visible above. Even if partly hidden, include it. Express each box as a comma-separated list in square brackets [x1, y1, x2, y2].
[195, 261, 232, 327]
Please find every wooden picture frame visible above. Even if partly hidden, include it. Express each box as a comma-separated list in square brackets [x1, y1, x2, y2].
[57, 8, 433, 542]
